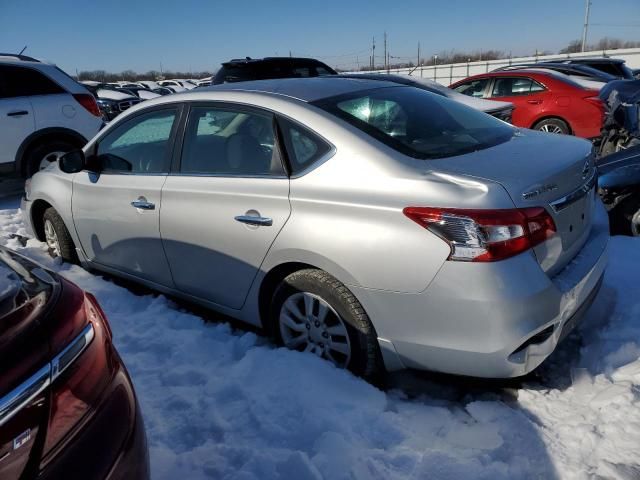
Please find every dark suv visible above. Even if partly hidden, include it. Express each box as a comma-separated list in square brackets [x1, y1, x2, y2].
[213, 57, 337, 84]
[542, 58, 634, 80]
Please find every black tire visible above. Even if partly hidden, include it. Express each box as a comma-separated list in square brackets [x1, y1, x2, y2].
[24, 140, 76, 178]
[270, 269, 382, 378]
[533, 118, 571, 135]
[42, 207, 78, 263]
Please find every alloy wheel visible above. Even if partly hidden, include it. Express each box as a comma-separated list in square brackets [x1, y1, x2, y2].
[44, 219, 61, 256]
[538, 124, 564, 134]
[279, 292, 352, 367]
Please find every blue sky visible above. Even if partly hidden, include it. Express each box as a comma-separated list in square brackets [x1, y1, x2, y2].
[1, 0, 638, 74]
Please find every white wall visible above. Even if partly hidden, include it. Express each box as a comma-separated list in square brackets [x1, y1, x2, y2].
[349, 47, 640, 86]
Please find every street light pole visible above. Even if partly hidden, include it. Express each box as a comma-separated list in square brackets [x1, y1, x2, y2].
[581, 0, 592, 52]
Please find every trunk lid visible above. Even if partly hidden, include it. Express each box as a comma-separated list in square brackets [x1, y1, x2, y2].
[429, 129, 596, 276]
[0, 249, 57, 480]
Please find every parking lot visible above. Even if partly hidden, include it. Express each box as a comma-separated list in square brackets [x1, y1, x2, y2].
[2, 5, 640, 474]
[1, 191, 639, 479]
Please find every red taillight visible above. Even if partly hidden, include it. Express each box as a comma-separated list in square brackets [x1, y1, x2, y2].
[403, 206, 556, 262]
[43, 290, 114, 456]
[72, 93, 102, 117]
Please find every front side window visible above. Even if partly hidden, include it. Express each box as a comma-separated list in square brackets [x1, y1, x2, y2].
[491, 77, 544, 97]
[314, 86, 514, 160]
[453, 79, 489, 98]
[96, 108, 177, 173]
[0, 65, 64, 98]
[180, 105, 284, 176]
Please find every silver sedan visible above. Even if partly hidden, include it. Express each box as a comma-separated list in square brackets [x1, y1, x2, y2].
[22, 77, 608, 378]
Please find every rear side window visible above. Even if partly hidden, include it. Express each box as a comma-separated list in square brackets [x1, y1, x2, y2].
[0, 65, 65, 98]
[491, 77, 545, 97]
[278, 118, 331, 174]
[180, 105, 284, 176]
[97, 108, 177, 174]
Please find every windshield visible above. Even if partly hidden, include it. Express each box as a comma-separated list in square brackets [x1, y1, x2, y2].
[313, 86, 514, 159]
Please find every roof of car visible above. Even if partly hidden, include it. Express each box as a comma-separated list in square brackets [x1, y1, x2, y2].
[0, 53, 40, 61]
[556, 57, 625, 64]
[203, 76, 402, 102]
[222, 57, 329, 66]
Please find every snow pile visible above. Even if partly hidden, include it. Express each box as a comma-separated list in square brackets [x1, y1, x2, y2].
[1, 196, 639, 479]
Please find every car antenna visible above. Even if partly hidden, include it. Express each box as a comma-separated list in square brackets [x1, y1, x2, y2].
[18, 45, 27, 55]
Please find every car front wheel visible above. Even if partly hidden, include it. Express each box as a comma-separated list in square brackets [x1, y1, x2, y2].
[42, 207, 78, 263]
[271, 269, 382, 378]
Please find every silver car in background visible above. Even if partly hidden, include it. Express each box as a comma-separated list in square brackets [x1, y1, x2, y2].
[22, 77, 608, 378]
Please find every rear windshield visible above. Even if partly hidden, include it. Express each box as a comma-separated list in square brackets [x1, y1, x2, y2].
[313, 86, 514, 159]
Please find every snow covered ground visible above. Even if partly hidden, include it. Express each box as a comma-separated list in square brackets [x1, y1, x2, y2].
[1, 194, 639, 479]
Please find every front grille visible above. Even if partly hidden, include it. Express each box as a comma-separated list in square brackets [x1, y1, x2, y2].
[117, 99, 140, 112]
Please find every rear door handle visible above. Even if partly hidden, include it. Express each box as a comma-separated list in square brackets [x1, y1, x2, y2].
[234, 215, 273, 226]
[131, 200, 155, 210]
[7, 110, 29, 117]
[526, 99, 542, 105]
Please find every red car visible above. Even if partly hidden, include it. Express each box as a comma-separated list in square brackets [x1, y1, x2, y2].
[0, 247, 149, 480]
[450, 70, 604, 139]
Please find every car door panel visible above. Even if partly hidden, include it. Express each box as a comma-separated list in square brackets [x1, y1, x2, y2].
[71, 107, 179, 287]
[72, 173, 173, 286]
[489, 77, 549, 128]
[160, 103, 291, 310]
[161, 177, 290, 308]
[0, 98, 34, 167]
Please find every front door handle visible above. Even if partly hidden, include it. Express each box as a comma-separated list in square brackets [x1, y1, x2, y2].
[7, 110, 29, 117]
[234, 215, 273, 226]
[131, 200, 155, 210]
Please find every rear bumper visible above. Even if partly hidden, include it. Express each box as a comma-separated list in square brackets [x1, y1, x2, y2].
[357, 199, 610, 378]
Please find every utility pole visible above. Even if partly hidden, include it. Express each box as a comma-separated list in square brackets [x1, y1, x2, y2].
[581, 0, 592, 52]
[417, 42, 421, 68]
[371, 36, 376, 70]
[383, 32, 387, 71]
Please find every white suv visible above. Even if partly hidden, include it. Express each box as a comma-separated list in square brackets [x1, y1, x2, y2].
[0, 54, 103, 177]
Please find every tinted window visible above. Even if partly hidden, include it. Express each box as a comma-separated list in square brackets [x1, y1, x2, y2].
[314, 86, 514, 160]
[316, 67, 335, 76]
[491, 77, 545, 97]
[0, 65, 64, 98]
[588, 63, 621, 76]
[453, 79, 489, 97]
[97, 108, 177, 173]
[278, 118, 331, 174]
[180, 106, 284, 176]
[292, 67, 312, 77]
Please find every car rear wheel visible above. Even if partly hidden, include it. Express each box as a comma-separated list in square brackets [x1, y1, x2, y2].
[270, 269, 382, 378]
[25, 140, 76, 177]
[42, 207, 78, 263]
[533, 118, 570, 135]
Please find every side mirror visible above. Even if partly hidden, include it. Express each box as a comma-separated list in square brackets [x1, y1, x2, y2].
[58, 150, 85, 174]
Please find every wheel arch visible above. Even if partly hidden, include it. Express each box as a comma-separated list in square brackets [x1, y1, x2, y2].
[257, 261, 318, 334]
[15, 127, 88, 176]
[30, 199, 54, 242]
